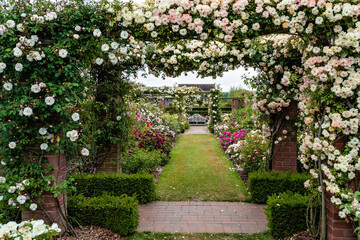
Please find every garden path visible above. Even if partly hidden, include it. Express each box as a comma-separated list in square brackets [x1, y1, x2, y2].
[137, 126, 268, 234]
[137, 201, 267, 233]
[184, 125, 210, 134]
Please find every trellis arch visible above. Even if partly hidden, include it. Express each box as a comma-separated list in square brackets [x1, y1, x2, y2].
[1, 0, 360, 239]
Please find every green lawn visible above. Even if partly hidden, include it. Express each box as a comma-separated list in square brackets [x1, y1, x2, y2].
[156, 134, 248, 201]
[129, 231, 273, 240]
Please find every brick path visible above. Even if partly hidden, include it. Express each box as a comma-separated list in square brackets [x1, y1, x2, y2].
[137, 201, 268, 233]
[184, 126, 209, 134]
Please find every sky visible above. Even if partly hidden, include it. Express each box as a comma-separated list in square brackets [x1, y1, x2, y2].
[134, 67, 258, 92]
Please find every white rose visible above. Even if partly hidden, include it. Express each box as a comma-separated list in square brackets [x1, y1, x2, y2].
[120, 31, 129, 39]
[8, 186, 16, 193]
[59, 49, 68, 58]
[31, 84, 41, 93]
[95, 58, 103, 65]
[101, 44, 109, 52]
[3, 82, 13, 91]
[93, 29, 101, 37]
[111, 42, 119, 49]
[9, 142, 16, 149]
[23, 107, 33, 116]
[40, 143, 48, 150]
[45, 96, 55, 106]
[30, 203, 38, 211]
[72, 113, 80, 121]
[81, 148, 90, 156]
[0, 176, 6, 183]
[17, 195, 26, 204]
[6, 20, 15, 28]
[15, 63, 23, 72]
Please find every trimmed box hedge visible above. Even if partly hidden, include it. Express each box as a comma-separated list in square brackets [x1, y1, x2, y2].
[265, 192, 310, 238]
[68, 194, 138, 236]
[248, 171, 310, 203]
[71, 173, 155, 204]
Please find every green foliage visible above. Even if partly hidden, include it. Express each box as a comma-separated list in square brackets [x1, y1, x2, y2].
[265, 192, 312, 239]
[122, 148, 166, 174]
[0, 207, 21, 224]
[71, 173, 155, 204]
[248, 171, 310, 203]
[226, 130, 269, 174]
[209, 89, 222, 126]
[68, 194, 138, 236]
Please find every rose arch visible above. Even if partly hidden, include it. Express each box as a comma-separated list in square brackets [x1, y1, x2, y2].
[1, 0, 360, 239]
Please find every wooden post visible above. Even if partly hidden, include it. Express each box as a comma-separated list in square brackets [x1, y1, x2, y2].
[231, 98, 240, 110]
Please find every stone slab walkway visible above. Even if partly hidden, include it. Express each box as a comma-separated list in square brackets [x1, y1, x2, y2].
[184, 126, 209, 134]
[137, 201, 268, 234]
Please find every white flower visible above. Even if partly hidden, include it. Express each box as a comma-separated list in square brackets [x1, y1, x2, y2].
[9, 142, 16, 149]
[13, 47, 23, 57]
[101, 44, 109, 52]
[23, 107, 33, 116]
[29, 203, 38, 211]
[120, 31, 129, 39]
[151, 31, 158, 38]
[7, 221, 17, 231]
[315, 17, 323, 24]
[72, 113, 80, 122]
[95, 58, 103, 65]
[17, 195, 26, 204]
[0, 176, 6, 183]
[116, 116, 122, 121]
[8, 186, 16, 193]
[111, 42, 119, 49]
[179, 29, 187, 36]
[40, 143, 48, 150]
[22, 179, 30, 186]
[6, 20, 15, 28]
[120, 47, 127, 54]
[0, 196, 3, 201]
[81, 148, 89, 156]
[31, 84, 41, 93]
[39, 128, 47, 135]
[17, 183, 25, 191]
[252, 23, 260, 30]
[3, 82, 13, 91]
[66, 130, 78, 141]
[45, 96, 55, 106]
[75, 25, 81, 31]
[93, 29, 101, 37]
[32, 220, 46, 236]
[15, 63, 23, 72]
[0, 62, 6, 70]
[50, 223, 61, 233]
[73, 34, 80, 39]
[59, 49, 68, 58]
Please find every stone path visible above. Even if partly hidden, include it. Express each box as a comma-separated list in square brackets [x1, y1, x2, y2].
[184, 125, 209, 134]
[137, 201, 268, 234]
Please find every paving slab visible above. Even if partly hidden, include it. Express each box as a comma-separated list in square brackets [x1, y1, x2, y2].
[184, 126, 210, 134]
[137, 201, 268, 234]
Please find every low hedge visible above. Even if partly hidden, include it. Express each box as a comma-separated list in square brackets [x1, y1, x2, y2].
[71, 173, 155, 204]
[248, 171, 310, 203]
[265, 192, 310, 238]
[68, 194, 138, 236]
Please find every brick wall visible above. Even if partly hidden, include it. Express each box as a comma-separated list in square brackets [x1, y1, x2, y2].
[22, 152, 67, 230]
[97, 143, 122, 173]
[272, 101, 297, 171]
[325, 136, 356, 240]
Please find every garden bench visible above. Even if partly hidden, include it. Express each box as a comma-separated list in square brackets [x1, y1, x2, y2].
[188, 114, 207, 125]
